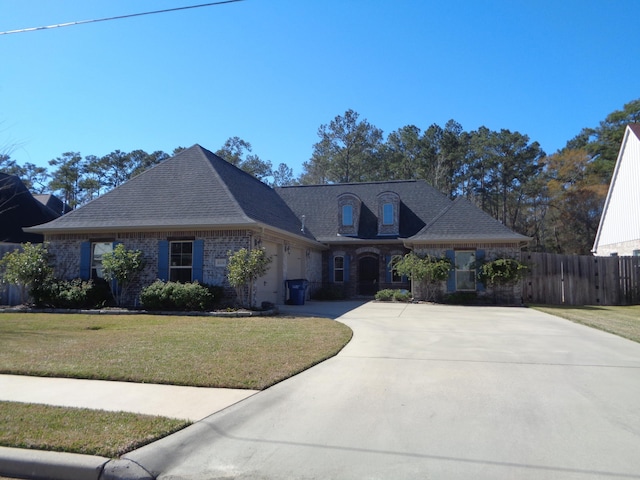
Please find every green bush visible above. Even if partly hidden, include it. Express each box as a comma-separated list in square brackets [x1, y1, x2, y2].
[375, 289, 412, 302]
[31, 278, 113, 309]
[140, 280, 215, 311]
[375, 289, 395, 301]
[392, 289, 412, 302]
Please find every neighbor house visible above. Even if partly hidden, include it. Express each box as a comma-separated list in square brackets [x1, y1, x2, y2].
[1, 173, 69, 305]
[28, 145, 530, 305]
[592, 124, 640, 256]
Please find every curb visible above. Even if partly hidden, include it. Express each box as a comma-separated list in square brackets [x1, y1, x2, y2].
[0, 446, 109, 480]
[0, 448, 156, 480]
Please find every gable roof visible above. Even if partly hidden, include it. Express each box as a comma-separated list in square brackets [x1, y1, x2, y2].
[592, 124, 640, 254]
[276, 180, 452, 242]
[0, 173, 61, 243]
[408, 197, 531, 243]
[29, 145, 315, 241]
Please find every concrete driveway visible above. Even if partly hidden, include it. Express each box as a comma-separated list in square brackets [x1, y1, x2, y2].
[125, 302, 640, 480]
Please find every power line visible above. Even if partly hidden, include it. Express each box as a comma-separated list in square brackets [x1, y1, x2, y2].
[0, 0, 245, 36]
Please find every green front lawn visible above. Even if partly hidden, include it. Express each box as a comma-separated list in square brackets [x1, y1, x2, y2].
[0, 312, 352, 458]
[531, 304, 640, 343]
[0, 313, 352, 389]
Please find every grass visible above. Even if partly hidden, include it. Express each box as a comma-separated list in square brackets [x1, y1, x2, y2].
[0, 402, 189, 458]
[531, 304, 640, 343]
[0, 312, 352, 458]
[0, 313, 353, 389]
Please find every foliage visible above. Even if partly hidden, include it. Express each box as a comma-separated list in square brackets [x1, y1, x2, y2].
[0, 242, 54, 304]
[139, 280, 215, 311]
[31, 277, 113, 309]
[375, 289, 412, 302]
[391, 253, 451, 302]
[226, 247, 272, 308]
[100, 244, 145, 307]
[300, 109, 384, 184]
[215, 136, 273, 183]
[478, 257, 528, 286]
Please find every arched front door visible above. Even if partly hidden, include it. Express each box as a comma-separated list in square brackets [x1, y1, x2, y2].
[358, 255, 379, 296]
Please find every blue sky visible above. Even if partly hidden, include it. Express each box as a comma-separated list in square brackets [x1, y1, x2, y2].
[1, 0, 638, 178]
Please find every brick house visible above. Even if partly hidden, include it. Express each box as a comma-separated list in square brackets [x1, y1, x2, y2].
[29, 145, 530, 305]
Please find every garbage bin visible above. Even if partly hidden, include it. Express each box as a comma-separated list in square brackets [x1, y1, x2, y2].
[286, 279, 308, 305]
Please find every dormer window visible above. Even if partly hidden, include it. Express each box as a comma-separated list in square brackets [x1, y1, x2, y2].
[382, 203, 394, 225]
[342, 205, 353, 226]
[338, 193, 361, 236]
[377, 192, 400, 236]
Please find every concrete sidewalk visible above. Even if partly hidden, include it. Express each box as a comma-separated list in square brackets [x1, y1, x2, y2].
[0, 375, 257, 421]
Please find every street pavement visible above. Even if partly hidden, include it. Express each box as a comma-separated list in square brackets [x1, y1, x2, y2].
[126, 302, 640, 480]
[2, 301, 640, 480]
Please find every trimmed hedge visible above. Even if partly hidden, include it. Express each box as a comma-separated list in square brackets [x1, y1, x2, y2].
[375, 289, 412, 302]
[31, 278, 113, 309]
[140, 280, 217, 311]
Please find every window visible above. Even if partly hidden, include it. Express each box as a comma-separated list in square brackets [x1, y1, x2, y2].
[170, 241, 193, 282]
[342, 205, 353, 226]
[383, 203, 394, 225]
[91, 242, 113, 279]
[633, 250, 640, 257]
[334, 256, 344, 282]
[455, 251, 476, 291]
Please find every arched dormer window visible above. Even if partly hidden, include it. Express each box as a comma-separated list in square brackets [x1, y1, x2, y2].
[338, 193, 361, 236]
[377, 191, 400, 236]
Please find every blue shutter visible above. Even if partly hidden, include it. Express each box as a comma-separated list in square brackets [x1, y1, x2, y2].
[476, 249, 485, 292]
[344, 255, 350, 283]
[192, 239, 204, 282]
[328, 254, 334, 283]
[385, 255, 392, 283]
[158, 240, 169, 281]
[446, 250, 456, 293]
[79, 242, 91, 280]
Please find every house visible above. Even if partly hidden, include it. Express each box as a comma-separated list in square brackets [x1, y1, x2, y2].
[592, 124, 640, 256]
[0, 173, 68, 305]
[28, 145, 530, 305]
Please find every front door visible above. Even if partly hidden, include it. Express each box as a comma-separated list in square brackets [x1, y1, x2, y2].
[358, 256, 379, 296]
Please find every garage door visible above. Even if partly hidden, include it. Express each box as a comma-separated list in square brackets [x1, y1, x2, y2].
[255, 242, 279, 305]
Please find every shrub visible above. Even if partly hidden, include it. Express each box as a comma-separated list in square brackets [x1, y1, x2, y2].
[140, 280, 214, 311]
[375, 289, 395, 301]
[375, 289, 412, 302]
[100, 244, 145, 307]
[479, 257, 528, 286]
[31, 278, 113, 309]
[393, 289, 412, 302]
[226, 248, 272, 308]
[0, 243, 54, 304]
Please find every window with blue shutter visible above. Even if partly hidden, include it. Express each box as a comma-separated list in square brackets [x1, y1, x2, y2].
[79, 242, 91, 280]
[192, 239, 204, 282]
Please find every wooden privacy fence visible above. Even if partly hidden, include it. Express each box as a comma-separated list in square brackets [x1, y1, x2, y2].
[522, 252, 640, 306]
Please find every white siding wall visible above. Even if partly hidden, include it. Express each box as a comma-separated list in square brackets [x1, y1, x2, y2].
[595, 129, 640, 254]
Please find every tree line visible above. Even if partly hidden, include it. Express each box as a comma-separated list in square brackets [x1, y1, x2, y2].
[2, 98, 639, 255]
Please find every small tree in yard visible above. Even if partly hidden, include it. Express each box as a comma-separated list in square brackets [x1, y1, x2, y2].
[100, 244, 145, 307]
[391, 252, 451, 301]
[0, 242, 53, 304]
[478, 257, 528, 304]
[227, 247, 272, 308]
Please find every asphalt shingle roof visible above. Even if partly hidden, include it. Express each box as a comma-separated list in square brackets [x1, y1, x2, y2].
[31, 145, 313, 239]
[30, 146, 529, 245]
[1, 173, 61, 243]
[409, 197, 531, 242]
[276, 180, 452, 242]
